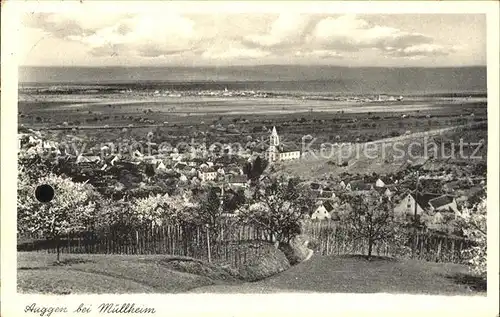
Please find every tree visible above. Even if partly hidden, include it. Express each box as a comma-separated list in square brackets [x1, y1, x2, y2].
[241, 175, 313, 246]
[243, 156, 268, 185]
[130, 192, 199, 226]
[223, 187, 246, 213]
[343, 190, 395, 259]
[458, 193, 487, 276]
[17, 172, 100, 262]
[198, 187, 223, 228]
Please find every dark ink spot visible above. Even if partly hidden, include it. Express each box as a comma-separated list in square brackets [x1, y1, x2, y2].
[35, 184, 54, 203]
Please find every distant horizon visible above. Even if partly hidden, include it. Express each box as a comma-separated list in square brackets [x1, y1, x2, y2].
[18, 65, 486, 95]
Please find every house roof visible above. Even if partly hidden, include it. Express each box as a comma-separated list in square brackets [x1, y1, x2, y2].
[201, 167, 216, 173]
[310, 182, 321, 190]
[428, 195, 455, 209]
[229, 175, 248, 183]
[278, 143, 300, 152]
[350, 181, 372, 191]
[374, 187, 390, 195]
[323, 201, 335, 212]
[379, 176, 393, 184]
[320, 190, 334, 198]
[411, 192, 441, 209]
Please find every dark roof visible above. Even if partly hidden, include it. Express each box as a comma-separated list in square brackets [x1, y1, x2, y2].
[278, 143, 300, 152]
[229, 175, 248, 183]
[320, 190, 334, 198]
[379, 176, 393, 184]
[428, 195, 455, 209]
[350, 181, 372, 191]
[411, 192, 441, 209]
[310, 182, 321, 190]
[323, 201, 335, 212]
[374, 187, 390, 195]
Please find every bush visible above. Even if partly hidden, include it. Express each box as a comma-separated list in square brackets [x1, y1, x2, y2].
[237, 243, 290, 281]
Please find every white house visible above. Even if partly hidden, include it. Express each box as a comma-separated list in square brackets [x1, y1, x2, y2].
[156, 161, 167, 172]
[76, 155, 101, 164]
[198, 168, 217, 182]
[393, 193, 441, 217]
[311, 201, 338, 221]
[375, 178, 386, 188]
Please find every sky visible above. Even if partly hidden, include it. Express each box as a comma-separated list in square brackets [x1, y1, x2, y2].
[19, 12, 486, 67]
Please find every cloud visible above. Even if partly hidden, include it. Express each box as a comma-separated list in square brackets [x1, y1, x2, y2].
[295, 50, 343, 59]
[202, 44, 270, 60]
[21, 12, 467, 65]
[307, 15, 439, 55]
[386, 43, 456, 58]
[26, 12, 201, 58]
[243, 13, 312, 48]
[22, 12, 127, 38]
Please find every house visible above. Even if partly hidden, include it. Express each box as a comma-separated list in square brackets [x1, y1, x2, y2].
[156, 161, 167, 172]
[266, 126, 301, 162]
[318, 190, 336, 200]
[198, 168, 217, 182]
[349, 181, 373, 192]
[311, 201, 340, 221]
[375, 187, 393, 199]
[375, 176, 394, 188]
[227, 174, 249, 188]
[428, 195, 459, 215]
[375, 178, 386, 188]
[132, 149, 144, 158]
[310, 182, 322, 192]
[393, 192, 441, 217]
[76, 155, 101, 164]
[311, 201, 334, 220]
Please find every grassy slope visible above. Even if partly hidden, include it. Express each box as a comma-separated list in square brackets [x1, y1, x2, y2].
[18, 252, 484, 295]
[17, 253, 225, 294]
[190, 255, 486, 294]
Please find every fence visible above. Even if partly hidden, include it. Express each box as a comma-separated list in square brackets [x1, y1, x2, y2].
[18, 220, 474, 265]
[302, 220, 474, 263]
[17, 221, 274, 268]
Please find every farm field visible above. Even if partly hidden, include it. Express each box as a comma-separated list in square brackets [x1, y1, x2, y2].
[17, 252, 485, 295]
[277, 120, 488, 177]
[18, 93, 487, 154]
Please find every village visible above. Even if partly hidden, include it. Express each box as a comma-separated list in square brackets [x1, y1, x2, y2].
[18, 121, 485, 237]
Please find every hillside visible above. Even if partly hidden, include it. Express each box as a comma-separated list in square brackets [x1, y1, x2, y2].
[276, 122, 487, 179]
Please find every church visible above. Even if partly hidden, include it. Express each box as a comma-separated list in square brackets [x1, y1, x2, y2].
[266, 126, 301, 162]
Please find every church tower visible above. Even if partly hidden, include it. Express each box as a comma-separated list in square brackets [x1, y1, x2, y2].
[268, 126, 280, 162]
[270, 126, 280, 146]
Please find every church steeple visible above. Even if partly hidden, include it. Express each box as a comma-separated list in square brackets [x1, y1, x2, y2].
[270, 126, 279, 146]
